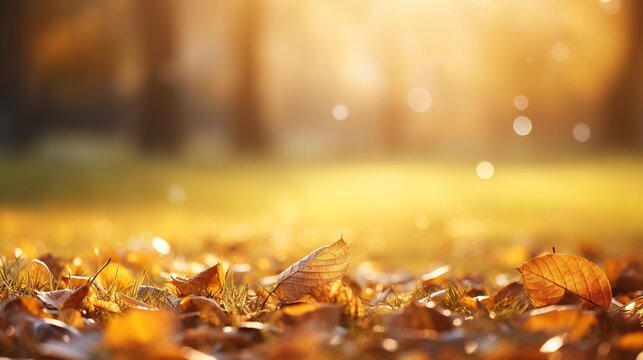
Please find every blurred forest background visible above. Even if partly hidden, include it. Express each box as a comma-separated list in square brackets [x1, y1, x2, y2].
[0, 0, 642, 270]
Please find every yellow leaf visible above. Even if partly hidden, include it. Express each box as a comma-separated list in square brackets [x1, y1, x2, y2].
[269, 239, 350, 304]
[516, 253, 612, 309]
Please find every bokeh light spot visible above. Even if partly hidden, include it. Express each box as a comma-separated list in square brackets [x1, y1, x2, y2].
[573, 123, 591, 142]
[551, 42, 570, 62]
[415, 216, 430, 230]
[476, 161, 495, 180]
[513, 116, 533, 136]
[598, 0, 621, 15]
[168, 184, 186, 204]
[152, 236, 171, 255]
[407, 87, 432, 113]
[332, 104, 349, 121]
[513, 95, 529, 110]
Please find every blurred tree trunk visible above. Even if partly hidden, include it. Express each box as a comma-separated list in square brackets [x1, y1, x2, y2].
[382, 54, 405, 152]
[135, 0, 182, 153]
[602, 0, 643, 149]
[231, 0, 268, 153]
[0, 2, 40, 148]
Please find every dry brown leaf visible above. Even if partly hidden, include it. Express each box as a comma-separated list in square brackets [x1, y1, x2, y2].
[308, 279, 367, 318]
[516, 253, 612, 309]
[382, 302, 454, 333]
[137, 285, 180, 308]
[269, 239, 350, 305]
[270, 302, 342, 336]
[520, 305, 597, 342]
[36, 284, 91, 310]
[178, 296, 231, 326]
[0, 296, 53, 322]
[36, 253, 68, 281]
[493, 282, 528, 304]
[170, 263, 225, 297]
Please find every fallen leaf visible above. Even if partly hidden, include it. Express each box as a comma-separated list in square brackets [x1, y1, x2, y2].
[272, 302, 342, 332]
[36, 253, 68, 281]
[616, 331, 643, 351]
[493, 282, 528, 304]
[269, 239, 350, 305]
[36, 284, 91, 310]
[309, 279, 367, 317]
[382, 302, 453, 333]
[0, 296, 53, 322]
[521, 305, 597, 342]
[58, 308, 85, 329]
[27, 259, 55, 289]
[178, 296, 230, 326]
[103, 309, 180, 357]
[170, 263, 225, 297]
[459, 295, 494, 315]
[137, 285, 180, 308]
[516, 253, 612, 309]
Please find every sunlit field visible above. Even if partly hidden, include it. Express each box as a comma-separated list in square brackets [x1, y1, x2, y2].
[2, 155, 642, 272]
[2, 1, 643, 357]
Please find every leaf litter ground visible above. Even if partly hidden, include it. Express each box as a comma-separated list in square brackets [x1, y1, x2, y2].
[1, 240, 642, 359]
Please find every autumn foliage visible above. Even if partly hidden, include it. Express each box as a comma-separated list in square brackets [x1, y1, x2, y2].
[0, 240, 642, 359]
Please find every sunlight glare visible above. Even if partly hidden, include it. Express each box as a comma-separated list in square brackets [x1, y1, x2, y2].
[382, 338, 399, 352]
[540, 335, 565, 353]
[513, 116, 533, 136]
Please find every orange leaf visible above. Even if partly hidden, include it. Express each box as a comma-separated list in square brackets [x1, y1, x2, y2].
[170, 263, 225, 297]
[520, 305, 597, 342]
[617, 331, 643, 351]
[104, 309, 180, 357]
[516, 253, 612, 309]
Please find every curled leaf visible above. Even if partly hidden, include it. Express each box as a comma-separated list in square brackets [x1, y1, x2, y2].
[516, 253, 612, 309]
[269, 239, 350, 305]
